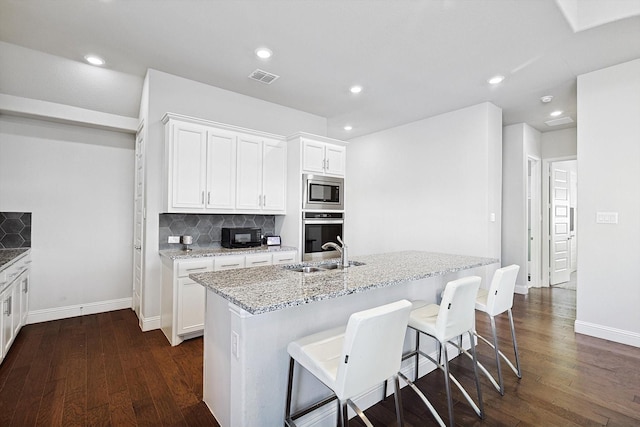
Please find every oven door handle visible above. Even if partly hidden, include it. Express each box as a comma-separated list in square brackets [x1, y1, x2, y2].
[303, 219, 344, 225]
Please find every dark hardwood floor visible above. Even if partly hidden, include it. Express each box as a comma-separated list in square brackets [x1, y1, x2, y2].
[1, 288, 638, 426]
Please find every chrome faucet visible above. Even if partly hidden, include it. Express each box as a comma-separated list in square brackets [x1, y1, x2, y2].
[322, 235, 349, 268]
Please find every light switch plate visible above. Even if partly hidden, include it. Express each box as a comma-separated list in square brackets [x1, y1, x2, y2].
[168, 235, 180, 243]
[596, 212, 618, 224]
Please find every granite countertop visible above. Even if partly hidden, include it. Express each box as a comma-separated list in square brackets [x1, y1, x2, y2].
[0, 248, 30, 272]
[190, 251, 498, 315]
[160, 245, 297, 260]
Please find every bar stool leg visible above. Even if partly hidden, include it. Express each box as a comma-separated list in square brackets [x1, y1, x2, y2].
[441, 344, 455, 427]
[393, 375, 405, 427]
[414, 330, 420, 381]
[489, 315, 505, 395]
[508, 309, 522, 378]
[469, 331, 485, 418]
[285, 357, 295, 426]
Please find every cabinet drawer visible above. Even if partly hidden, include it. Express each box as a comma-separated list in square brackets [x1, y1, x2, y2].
[177, 259, 214, 277]
[272, 251, 297, 265]
[214, 255, 245, 271]
[245, 253, 272, 268]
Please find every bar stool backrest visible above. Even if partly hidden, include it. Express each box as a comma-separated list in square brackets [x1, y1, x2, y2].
[485, 265, 520, 316]
[436, 276, 482, 342]
[335, 299, 412, 400]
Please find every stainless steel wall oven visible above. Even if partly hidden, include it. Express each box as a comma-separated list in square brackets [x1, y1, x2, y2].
[302, 212, 344, 261]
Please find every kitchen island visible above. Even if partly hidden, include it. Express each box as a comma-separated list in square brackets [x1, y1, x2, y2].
[190, 251, 498, 427]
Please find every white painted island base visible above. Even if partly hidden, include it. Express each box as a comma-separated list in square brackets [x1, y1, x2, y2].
[201, 262, 496, 427]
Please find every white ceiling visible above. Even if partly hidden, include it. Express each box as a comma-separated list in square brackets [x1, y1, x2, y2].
[1, 0, 639, 139]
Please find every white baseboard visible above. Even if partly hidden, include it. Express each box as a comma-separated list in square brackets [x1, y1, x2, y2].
[514, 283, 529, 295]
[26, 297, 133, 325]
[575, 320, 640, 348]
[140, 314, 161, 331]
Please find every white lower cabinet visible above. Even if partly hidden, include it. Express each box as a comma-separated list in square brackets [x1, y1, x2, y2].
[0, 251, 31, 365]
[161, 250, 297, 346]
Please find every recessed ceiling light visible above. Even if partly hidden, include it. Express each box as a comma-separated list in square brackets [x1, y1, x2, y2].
[344, 125, 353, 131]
[349, 85, 363, 94]
[550, 110, 563, 117]
[488, 75, 505, 85]
[255, 47, 273, 59]
[541, 95, 554, 103]
[84, 55, 105, 66]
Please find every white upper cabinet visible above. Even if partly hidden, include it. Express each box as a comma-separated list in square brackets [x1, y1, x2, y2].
[206, 129, 236, 210]
[262, 138, 287, 212]
[237, 135, 287, 213]
[167, 121, 208, 210]
[163, 114, 286, 214]
[301, 138, 346, 177]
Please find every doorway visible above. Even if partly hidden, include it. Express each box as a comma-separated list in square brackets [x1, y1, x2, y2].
[542, 157, 577, 288]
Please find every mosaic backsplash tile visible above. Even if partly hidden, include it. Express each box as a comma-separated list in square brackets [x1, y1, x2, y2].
[0, 212, 32, 248]
[159, 214, 276, 249]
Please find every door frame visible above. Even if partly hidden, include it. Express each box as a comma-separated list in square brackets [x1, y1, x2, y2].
[542, 155, 577, 287]
[527, 156, 542, 288]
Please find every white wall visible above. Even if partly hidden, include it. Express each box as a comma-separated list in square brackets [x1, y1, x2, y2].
[345, 102, 502, 260]
[0, 115, 135, 322]
[139, 69, 327, 326]
[502, 123, 541, 292]
[575, 58, 640, 347]
[541, 127, 577, 159]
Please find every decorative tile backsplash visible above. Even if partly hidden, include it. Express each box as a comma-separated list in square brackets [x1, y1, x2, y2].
[0, 212, 32, 248]
[159, 214, 276, 249]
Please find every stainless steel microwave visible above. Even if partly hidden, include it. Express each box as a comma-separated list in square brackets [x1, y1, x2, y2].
[303, 174, 344, 210]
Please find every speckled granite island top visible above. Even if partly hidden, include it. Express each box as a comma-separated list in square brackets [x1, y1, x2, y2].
[190, 251, 498, 315]
[0, 248, 30, 271]
[159, 245, 297, 260]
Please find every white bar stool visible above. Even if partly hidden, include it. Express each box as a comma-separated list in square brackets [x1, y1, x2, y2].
[474, 264, 522, 395]
[402, 276, 484, 427]
[284, 300, 412, 427]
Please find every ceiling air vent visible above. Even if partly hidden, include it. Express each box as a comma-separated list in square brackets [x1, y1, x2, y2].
[249, 69, 280, 84]
[545, 116, 574, 127]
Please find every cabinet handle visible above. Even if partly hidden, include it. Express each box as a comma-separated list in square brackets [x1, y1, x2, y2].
[279, 258, 294, 262]
[221, 263, 240, 268]
[201, 191, 205, 204]
[207, 191, 211, 204]
[326, 158, 330, 170]
[186, 267, 207, 272]
[5, 296, 11, 316]
[263, 194, 266, 206]
[3, 299, 8, 316]
[322, 159, 326, 170]
[23, 279, 28, 293]
[251, 260, 268, 265]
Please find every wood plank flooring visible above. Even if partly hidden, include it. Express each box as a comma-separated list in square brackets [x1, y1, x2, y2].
[1, 287, 639, 426]
[0, 309, 217, 426]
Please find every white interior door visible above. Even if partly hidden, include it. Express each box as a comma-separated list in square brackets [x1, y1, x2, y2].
[133, 129, 145, 318]
[550, 164, 571, 285]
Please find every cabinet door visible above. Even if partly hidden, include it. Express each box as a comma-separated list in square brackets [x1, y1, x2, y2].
[272, 251, 298, 265]
[177, 278, 205, 335]
[170, 122, 207, 210]
[2, 288, 14, 357]
[236, 135, 263, 211]
[302, 139, 326, 173]
[245, 253, 272, 268]
[324, 144, 346, 176]
[214, 255, 246, 271]
[207, 129, 237, 210]
[19, 271, 28, 328]
[262, 139, 287, 213]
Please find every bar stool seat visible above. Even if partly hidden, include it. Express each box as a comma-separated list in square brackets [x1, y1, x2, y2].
[284, 300, 412, 427]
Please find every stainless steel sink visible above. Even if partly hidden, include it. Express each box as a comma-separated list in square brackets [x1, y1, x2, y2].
[283, 261, 365, 273]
